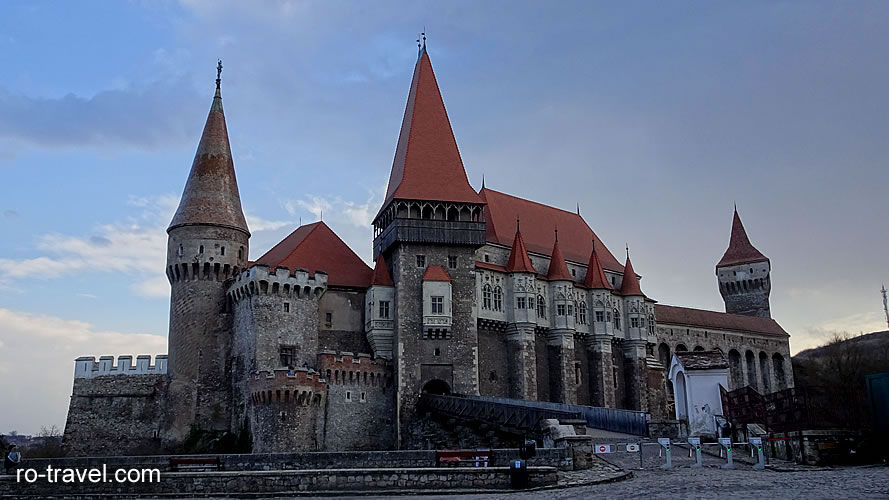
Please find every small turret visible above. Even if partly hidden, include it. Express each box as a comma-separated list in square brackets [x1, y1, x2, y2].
[716, 207, 771, 318]
[366, 255, 395, 359]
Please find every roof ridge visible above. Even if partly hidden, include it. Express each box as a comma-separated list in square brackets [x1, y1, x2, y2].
[481, 187, 585, 219]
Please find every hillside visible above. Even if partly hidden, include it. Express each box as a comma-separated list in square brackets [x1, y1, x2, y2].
[794, 330, 889, 361]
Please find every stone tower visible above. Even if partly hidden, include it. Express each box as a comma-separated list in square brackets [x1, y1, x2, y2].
[372, 44, 486, 448]
[716, 208, 770, 318]
[164, 63, 250, 444]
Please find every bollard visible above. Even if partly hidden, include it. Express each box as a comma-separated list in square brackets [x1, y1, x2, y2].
[658, 438, 672, 469]
[750, 437, 765, 470]
[719, 437, 734, 469]
[688, 437, 703, 468]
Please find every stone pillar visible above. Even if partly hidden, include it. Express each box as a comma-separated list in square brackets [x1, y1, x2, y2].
[645, 358, 668, 420]
[585, 335, 615, 408]
[622, 340, 649, 412]
[547, 330, 577, 405]
[506, 323, 537, 400]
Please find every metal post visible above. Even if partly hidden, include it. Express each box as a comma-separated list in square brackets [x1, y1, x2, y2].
[688, 437, 702, 468]
[659, 438, 672, 469]
[719, 437, 734, 469]
[639, 442, 643, 470]
[751, 437, 765, 470]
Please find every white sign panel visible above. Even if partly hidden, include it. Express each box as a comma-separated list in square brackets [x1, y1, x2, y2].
[688, 437, 701, 446]
[719, 438, 732, 447]
[750, 437, 762, 446]
[595, 444, 612, 454]
[625, 443, 640, 453]
[658, 438, 670, 446]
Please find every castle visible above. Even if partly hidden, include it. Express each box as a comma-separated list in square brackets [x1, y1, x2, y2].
[62, 46, 793, 455]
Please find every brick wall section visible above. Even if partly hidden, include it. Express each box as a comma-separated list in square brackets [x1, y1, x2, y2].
[574, 341, 591, 406]
[391, 244, 479, 448]
[476, 328, 510, 398]
[62, 374, 166, 457]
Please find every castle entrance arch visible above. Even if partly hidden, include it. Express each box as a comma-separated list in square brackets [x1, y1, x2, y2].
[422, 379, 451, 395]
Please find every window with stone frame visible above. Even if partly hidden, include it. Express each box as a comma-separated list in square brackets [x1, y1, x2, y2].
[379, 300, 390, 319]
[595, 310, 605, 323]
[516, 296, 526, 309]
[482, 284, 492, 310]
[325, 312, 333, 328]
[537, 295, 546, 317]
[557, 304, 566, 316]
[283, 302, 290, 313]
[529, 296, 535, 311]
[579, 301, 587, 324]
[416, 255, 426, 268]
[607, 310, 612, 322]
[448, 255, 457, 269]
[279, 345, 297, 368]
[613, 309, 621, 330]
[431, 296, 444, 314]
[567, 302, 573, 317]
[649, 314, 655, 334]
[493, 286, 503, 311]
[631, 316, 639, 328]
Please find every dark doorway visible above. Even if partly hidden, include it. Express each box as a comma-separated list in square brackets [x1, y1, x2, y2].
[422, 379, 451, 395]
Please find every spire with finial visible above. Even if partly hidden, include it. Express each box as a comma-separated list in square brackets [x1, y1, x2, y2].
[505, 216, 535, 273]
[546, 227, 572, 281]
[481, 173, 485, 190]
[168, 59, 249, 235]
[576, 202, 580, 216]
[584, 237, 612, 289]
[717, 206, 768, 267]
[619, 245, 644, 296]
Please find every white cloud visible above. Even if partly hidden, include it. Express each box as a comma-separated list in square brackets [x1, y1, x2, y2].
[0, 308, 166, 435]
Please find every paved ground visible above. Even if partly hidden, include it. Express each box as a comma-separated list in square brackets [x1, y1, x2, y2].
[319, 443, 889, 500]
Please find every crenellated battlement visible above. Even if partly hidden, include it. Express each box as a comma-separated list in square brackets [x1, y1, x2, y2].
[248, 367, 326, 406]
[228, 264, 328, 303]
[317, 350, 393, 388]
[73, 355, 168, 379]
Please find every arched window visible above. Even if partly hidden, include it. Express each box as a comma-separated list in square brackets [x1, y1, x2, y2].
[613, 309, 621, 330]
[493, 286, 503, 312]
[482, 284, 492, 310]
[537, 295, 546, 318]
[579, 301, 587, 325]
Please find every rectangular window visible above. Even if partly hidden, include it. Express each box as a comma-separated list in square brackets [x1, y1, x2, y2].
[279, 345, 296, 368]
[325, 312, 333, 328]
[529, 297, 535, 310]
[484, 254, 490, 263]
[379, 300, 390, 319]
[431, 296, 444, 314]
[631, 317, 639, 328]
[557, 304, 566, 316]
[448, 256, 457, 269]
[595, 311, 605, 322]
[346, 391, 352, 402]
[360, 392, 367, 403]
[516, 296, 526, 309]
[283, 302, 290, 313]
[416, 255, 426, 268]
[567, 303, 573, 316]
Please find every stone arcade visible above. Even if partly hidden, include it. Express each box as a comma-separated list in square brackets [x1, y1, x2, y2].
[63, 45, 793, 455]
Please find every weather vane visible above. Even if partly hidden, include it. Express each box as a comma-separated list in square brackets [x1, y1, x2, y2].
[216, 59, 223, 90]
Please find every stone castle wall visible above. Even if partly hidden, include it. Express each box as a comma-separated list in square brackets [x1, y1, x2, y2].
[248, 369, 326, 453]
[318, 289, 372, 353]
[63, 356, 168, 456]
[319, 352, 395, 450]
[477, 328, 509, 398]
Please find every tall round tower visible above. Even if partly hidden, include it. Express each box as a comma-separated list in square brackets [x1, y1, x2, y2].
[164, 61, 250, 444]
[716, 207, 771, 318]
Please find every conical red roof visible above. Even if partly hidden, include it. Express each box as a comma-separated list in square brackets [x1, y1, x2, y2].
[254, 222, 372, 288]
[546, 232, 573, 281]
[168, 83, 249, 235]
[717, 209, 769, 267]
[619, 255, 644, 296]
[505, 225, 536, 273]
[583, 242, 612, 290]
[371, 255, 394, 286]
[380, 48, 482, 210]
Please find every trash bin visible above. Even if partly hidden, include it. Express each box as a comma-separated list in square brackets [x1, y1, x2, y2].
[509, 459, 529, 489]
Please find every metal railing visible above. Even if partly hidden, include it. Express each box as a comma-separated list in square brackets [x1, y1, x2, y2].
[419, 394, 583, 433]
[460, 395, 650, 436]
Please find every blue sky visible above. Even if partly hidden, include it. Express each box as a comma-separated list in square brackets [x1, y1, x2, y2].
[0, 1, 887, 434]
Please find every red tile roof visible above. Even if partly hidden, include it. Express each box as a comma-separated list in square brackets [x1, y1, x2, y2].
[505, 226, 536, 273]
[479, 188, 623, 273]
[169, 86, 249, 235]
[655, 304, 788, 337]
[583, 243, 613, 290]
[546, 232, 573, 281]
[422, 266, 451, 282]
[254, 222, 372, 288]
[380, 50, 482, 210]
[717, 209, 768, 267]
[619, 255, 644, 296]
[370, 255, 394, 286]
